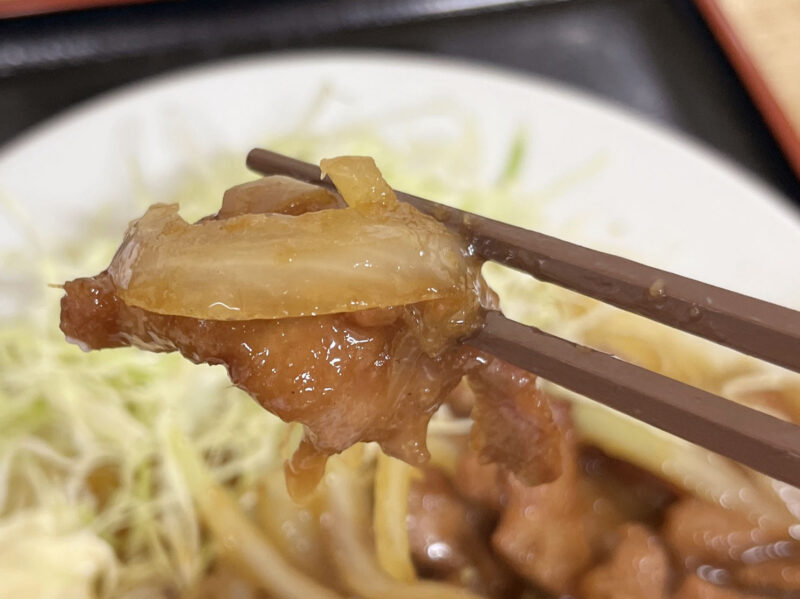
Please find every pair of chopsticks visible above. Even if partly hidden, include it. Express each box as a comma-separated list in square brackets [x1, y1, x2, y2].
[246, 148, 800, 487]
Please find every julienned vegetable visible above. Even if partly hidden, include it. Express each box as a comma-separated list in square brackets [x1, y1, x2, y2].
[110, 158, 474, 321]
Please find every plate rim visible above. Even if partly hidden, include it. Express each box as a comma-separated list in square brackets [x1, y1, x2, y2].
[1, 48, 798, 223]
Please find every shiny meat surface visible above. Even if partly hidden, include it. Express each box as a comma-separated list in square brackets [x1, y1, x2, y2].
[60, 167, 560, 496]
[60, 270, 561, 498]
[490, 402, 592, 595]
[406, 468, 520, 598]
[664, 498, 800, 594]
[468, 358, 561, 486]
[579, 523, 670, 599]
[61, 272, 469, 495]
[455, 407, 679, 596]
[664, 498, 785, 568]
[455, 454, 506, 513]
[579, 448, 677, 556]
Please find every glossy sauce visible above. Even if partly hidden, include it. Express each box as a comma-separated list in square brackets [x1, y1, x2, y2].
[60, 164, 559, 497]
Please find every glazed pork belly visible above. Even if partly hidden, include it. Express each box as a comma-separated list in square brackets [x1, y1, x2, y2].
[60, 156, 561, 496]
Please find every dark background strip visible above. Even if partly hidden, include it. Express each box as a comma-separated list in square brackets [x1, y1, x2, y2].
[1, 0, 798, 202]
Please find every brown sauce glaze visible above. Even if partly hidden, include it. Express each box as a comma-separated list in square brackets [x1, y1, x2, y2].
[406, 468, 522, 598]
[490, 402, 592, 595]
[61, 272, 471, 495]
[468, 358, 561, 486]
[60, 169, 561, 497]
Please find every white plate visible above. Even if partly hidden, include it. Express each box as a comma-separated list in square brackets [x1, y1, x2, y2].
[1, 51, 799, 306]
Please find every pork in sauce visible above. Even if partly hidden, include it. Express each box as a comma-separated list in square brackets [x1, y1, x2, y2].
[60, 157, 561, 497]
[579, 523, 671, 599]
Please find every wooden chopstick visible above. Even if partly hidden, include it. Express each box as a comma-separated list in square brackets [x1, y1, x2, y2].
[246, 148, 800, 487]
[474, 312, 800, 487]
[247, 148, 800, 375]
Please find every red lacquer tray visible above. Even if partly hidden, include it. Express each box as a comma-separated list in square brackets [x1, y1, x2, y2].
[0, 0, 163, 18]
[695, 0, 800, 180]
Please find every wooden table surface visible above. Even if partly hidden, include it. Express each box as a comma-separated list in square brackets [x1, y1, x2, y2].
[697, 0, 800, 178]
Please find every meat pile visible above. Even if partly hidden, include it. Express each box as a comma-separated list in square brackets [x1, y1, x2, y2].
[408, 393, 799, 598]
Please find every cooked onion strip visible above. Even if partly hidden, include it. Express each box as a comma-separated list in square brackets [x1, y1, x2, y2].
[109, 157, 473, 321]
[568, 394, 796, 531]
[373, 453, 418, 582]
[323, 455, 481, 599]
[168, 429, 342, 599]
[255, 471, 331, 581]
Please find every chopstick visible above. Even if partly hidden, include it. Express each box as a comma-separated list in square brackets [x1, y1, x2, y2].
[247, 148, 800, 374]
[246, 148, 800, 487]
[475, 312, 800, 487]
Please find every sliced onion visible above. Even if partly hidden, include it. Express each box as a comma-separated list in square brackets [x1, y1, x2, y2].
[217, 175, 343, 218]
[109, 157, 473, 321]
[320, 156, 397, 207]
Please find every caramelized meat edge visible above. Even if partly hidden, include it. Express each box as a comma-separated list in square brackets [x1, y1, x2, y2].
[60, 172, 561, 496]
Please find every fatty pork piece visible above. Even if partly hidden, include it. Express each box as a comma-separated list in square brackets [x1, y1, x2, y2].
[406, 468, 522, 598]
[60, 156, 561, 497]
[457, 400, 592, 595]
[579, 523, 671, 599]
[664, 497, 800, 595]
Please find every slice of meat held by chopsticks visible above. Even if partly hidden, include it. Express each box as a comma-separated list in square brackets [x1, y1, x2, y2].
[60, 157, 562, 499]
[247, 149, 800, 488]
